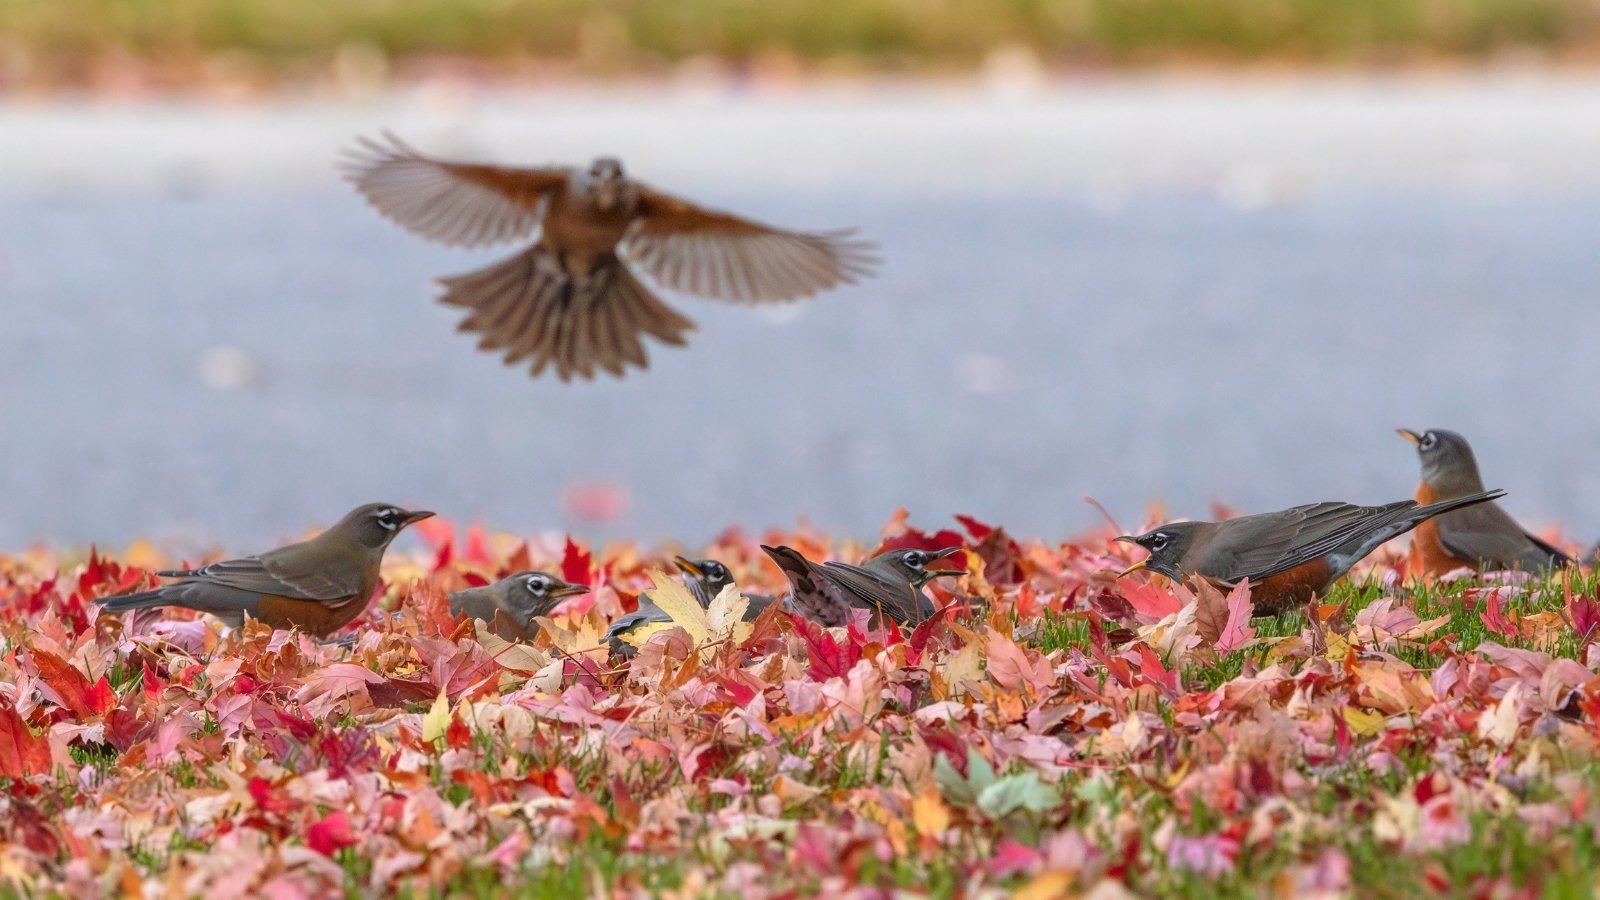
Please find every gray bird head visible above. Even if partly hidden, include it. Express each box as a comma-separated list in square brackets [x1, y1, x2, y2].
[1114, 523, 1204, 580]
[501, 570, 588, 627]
[867, 546, 965, 588]
[1398, 428, 1485, 495]
[673, 556, 736, 607]
[339, 503, 434, 550]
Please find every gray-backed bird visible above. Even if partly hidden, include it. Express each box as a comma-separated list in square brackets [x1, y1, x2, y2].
[342, 133, 877, 381]
[450, 570, 588, 641]
[1398, 428, 1572, 576]
[96, 503, 433, 636]
[761, 545, 963, 628]
[604, 556, 776, 655]
[1115, 490, 1504, 615]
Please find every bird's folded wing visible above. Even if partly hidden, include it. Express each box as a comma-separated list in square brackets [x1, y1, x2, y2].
[161, 553, 358, 604]
[623, 186, 878, 303]
[1205, 502, 1383, 581]
[818, 561, 916, 614]
[341, 132, 567, 248]
[1436, 503, 1572, 569]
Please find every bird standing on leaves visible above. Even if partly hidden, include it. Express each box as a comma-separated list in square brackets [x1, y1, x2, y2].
[604, 556, 776, 655]
[96, 503, 433, 637]
[1399, 428, 1573, 576]
[342, 133, 877, 380]
[449, 570, 588, 641]
[762, 545, 964, 628]
[1115, 491, 1504, 616]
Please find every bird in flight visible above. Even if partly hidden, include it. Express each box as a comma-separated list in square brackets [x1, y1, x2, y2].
[343, 133, 878, 381]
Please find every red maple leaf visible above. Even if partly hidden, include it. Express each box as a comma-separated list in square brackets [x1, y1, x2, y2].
[32, 650, 114, 719]
[561, 536, 595, 586]
[789, 614, 860, 680]
[306, 810, 358, 856]
[0, 701, 51, 778]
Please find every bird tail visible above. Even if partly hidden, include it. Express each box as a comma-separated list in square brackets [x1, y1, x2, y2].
[96, 588, 173, 613]
[439, 247, 694, 381]
[1410, 488, 1507, 524]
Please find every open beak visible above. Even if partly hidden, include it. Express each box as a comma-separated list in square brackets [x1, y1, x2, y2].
[1396, 428, 1421, 446]
[926, 546, 966, 576]
[1111, 536, 1147, 576]
[672, 555, 704, 579]
[402, 510, 436, 526]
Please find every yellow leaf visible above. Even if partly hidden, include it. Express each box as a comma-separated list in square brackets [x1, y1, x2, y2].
[704, 582, 754, 648]
[1014, 872, 1074, 900]
[1322, 632, 1351, 661]
[618, 621, 676, 649]
[911, 787, 950, 837]
[1343, 706, 1386, 736]
[422, 691, 450, 743]
[646, 571, 711, 647]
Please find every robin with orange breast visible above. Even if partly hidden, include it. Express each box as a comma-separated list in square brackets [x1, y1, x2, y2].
[342, 133, 877, 381]
[96, 503, 433, 637]
[1398, 428, 1573, 576]
[1115, 490, 1504, 615]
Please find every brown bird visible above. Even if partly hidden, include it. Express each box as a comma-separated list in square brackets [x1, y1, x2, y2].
[96, 503, 433, 637]
[1399, 428, 1573, 576]
[342, 133, 877, 380]
[1115, 490, 1504, 615]
[449, 570, 588, 641]
[761, 545, 963, 628]
[604, 556, 776, 655]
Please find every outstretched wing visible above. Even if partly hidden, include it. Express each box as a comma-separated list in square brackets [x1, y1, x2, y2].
[622, 186, 877, 304]
[342, 131, 568, 248]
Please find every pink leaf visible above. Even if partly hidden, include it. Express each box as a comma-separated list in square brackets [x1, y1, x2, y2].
[1213, 581, 1257, 653]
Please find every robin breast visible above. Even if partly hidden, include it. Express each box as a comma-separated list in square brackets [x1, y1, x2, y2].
[1247, 557, 1335, 616]
[1408, 483, 1470, 578]
[254, 595, 370, 638]
[542, 193, 637, 259]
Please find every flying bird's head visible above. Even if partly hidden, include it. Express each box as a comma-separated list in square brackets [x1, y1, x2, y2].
[581, 157, 630, 210]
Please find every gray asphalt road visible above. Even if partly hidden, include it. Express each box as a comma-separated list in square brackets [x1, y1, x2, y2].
[3, 77, 1598, 552]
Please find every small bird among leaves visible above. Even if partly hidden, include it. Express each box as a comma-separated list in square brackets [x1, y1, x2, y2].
[449, 570, 588, 642]
[96, 503, 433, 637]
[605, 556, 775, 655]
[762, 545, 964, 629]
[342, 133, 878, 380]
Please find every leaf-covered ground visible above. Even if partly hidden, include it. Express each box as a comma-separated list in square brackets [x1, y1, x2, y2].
[3, 510, 1599, 897]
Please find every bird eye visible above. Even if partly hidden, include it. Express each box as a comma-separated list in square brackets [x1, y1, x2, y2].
[1150, 533, 1169, 551]
[525, 574, 550, 595]
[706, 563, 726, 580]
[377, 508, 400, 530]
[904, 551, 926, 570]
[1420, 432, 1438, 451]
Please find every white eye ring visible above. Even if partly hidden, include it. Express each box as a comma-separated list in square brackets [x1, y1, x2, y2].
[1420, 432, 1438, 450]
[1150, 534, 1169, 551]
[525, 575, 550, 594]
[377, 508, 400, 530]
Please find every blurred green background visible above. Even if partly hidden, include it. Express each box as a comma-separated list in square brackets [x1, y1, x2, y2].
[3, 0, 1597, 88]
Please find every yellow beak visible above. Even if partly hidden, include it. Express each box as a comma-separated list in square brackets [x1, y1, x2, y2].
[1119, 560, 1148, 577]
[1396, 428, 1421, 445]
